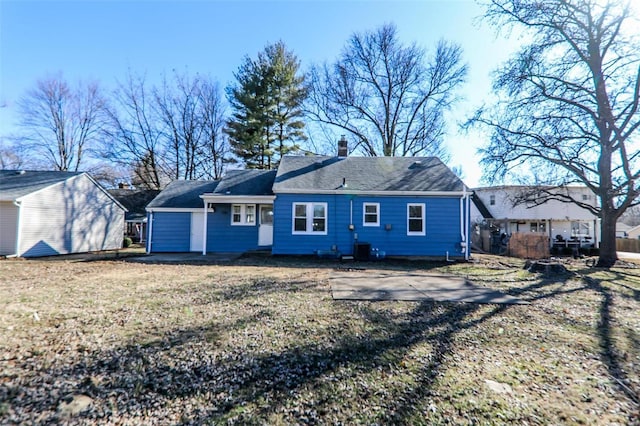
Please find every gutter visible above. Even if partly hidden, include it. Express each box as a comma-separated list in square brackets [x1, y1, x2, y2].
[273, 189, 468, 197]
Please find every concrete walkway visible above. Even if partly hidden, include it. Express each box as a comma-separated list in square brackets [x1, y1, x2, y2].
[330, 270, 527, 304]
[618, 251, 640, 261]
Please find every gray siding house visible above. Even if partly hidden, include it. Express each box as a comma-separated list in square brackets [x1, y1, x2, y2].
[0, 170, 126, 257]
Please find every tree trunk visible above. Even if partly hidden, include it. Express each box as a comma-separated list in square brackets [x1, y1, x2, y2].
[597, 209, 618, 267]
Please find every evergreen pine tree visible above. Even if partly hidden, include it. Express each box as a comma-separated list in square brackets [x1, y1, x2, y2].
[226, 41, 307, 169]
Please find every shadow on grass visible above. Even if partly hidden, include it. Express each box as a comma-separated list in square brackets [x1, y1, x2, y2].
[2, 264, 638, 424]
[121, 251, 457, 272]
[576, 269, 640, 407]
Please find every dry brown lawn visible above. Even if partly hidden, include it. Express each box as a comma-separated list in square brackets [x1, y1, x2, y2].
[0, 254, 638, 425]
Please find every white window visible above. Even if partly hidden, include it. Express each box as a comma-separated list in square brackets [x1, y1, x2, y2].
[571, 221, 590, 237]
[292, 203, 327, 235]
[407, 203, 425, 236]
[363, 203, 380, 227]
[231, 204, 256, 226]
[530, 222, 546, 233]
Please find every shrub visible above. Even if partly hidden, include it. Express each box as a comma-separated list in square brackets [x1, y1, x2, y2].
[123, 237, 133, 248]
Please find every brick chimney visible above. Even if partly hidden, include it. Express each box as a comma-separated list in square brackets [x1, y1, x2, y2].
[337, 135, 348, 157]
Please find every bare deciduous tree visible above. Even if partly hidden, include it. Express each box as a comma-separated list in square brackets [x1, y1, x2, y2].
[471, 0, 640, 267]
[17, 75, 106, 171]
[0, 137, 27, 169]
[104, 71, 229, 186]
[199, 79, 228, 179]
[103, 71, 167, 189]
[307, 24, 467, 159]
[155, 72, 204, 180]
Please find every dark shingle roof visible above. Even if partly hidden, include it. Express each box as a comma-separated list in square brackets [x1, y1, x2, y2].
[273, 156, 465, 192]
[0, 170, 82, 200]
[147, 170, 277, 209]
[146, 181, 219, 209]
[109, 189, 161, 220]
[213, 169, 276, 196]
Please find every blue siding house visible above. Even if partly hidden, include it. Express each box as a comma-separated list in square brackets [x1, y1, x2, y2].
[146, 155, 470, 260]
[271, 156, 470, 260]
[146, 170, 276, 253]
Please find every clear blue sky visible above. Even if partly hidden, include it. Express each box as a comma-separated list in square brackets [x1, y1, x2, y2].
[0, 0, 521, 186]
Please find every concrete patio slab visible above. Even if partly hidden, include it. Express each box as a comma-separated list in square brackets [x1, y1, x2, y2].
[330, 270, 528, 304]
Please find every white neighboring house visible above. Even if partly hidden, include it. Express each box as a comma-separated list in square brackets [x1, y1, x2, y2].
[471, 185, 600, 248]
[0, 170, 126, 257]
[626, 224, 640, 239]
[616, 222, 632, 238]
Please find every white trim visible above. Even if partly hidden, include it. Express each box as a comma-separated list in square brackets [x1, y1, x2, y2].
[200, 194, 275, 204]
[202, 203, 208, 255]
[465, 193, 470, 260]
[292, 202, 328, 235]
[125, 218, 147, 224]
[407, 203, 426, 236]
[147, 211, 153, 253]
[231, 204, 256, 226]
[362, 202, 380, 227]
[273, 189, 466, 196]
[13, 200, 22, 256]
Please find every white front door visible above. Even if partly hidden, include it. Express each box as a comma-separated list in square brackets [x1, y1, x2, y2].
[191, 212, 204, 252]
[258, 205, 273, 246]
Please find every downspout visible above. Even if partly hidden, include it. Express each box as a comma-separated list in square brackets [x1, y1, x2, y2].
[350, 198, 353, 226]
[202, 202, 208, 255]
[465, 191, 470, 260]
[147, 211, 153, 254]
[460, 187, 469, 260]
[12, 200, 22, 257]
[350, 198, 354, 253]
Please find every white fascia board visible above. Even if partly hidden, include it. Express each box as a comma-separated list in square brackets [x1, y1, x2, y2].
[272, 189, 466, 197]
[200, 194, 276, 204]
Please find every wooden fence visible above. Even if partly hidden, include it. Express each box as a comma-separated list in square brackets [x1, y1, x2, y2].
[616, 238, 640, 253]
[508, 233, 550, 259]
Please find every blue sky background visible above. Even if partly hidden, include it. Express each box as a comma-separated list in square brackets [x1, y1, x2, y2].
[0, 0, 523, 186]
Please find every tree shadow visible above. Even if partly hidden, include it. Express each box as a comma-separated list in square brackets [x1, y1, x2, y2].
[577, 270, 640, 407]
[3, 266, 638, 423]
[122, 251, 457, 272]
